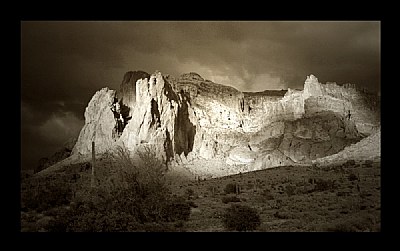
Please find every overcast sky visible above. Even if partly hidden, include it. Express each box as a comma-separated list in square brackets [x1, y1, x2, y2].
[21, 21, 380, 170]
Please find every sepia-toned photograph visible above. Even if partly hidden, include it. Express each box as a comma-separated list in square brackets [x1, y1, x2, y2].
[21, 21, 380, 232]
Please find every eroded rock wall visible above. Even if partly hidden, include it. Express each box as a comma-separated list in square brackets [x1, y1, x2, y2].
[71, 71, 380, 178]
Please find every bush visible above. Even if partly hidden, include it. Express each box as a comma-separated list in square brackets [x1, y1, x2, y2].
[313, 179, 337, 192]
[161, 198, 191, 222]
[184, 188, 195, 199]
[186, 200, 198, 208]
[363, 159, 373, 167]
[22, 178, 73, 212]
[273, 211, 292, 219]
[224, 183, 238, 194]
[348, 173, 358, 181]
[324, 214, 379, 232]
[326, 222, 358, 232]
[221, 196, 241, 204]
[285, 185, 296, 196]
[222, 204, 261, 231]
[344, 159, 356, 168]
[207, 186, 218, 196]
[46, 145, 191, 232]
[261, 189, 274, 200]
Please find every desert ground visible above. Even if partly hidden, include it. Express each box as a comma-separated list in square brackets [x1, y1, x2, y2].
[21, 154, 380, 232]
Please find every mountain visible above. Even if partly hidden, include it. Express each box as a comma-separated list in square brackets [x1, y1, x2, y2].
[42, 71, 380, 178]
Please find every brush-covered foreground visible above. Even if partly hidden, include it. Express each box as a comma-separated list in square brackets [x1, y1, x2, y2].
[21, 154, 380, 232]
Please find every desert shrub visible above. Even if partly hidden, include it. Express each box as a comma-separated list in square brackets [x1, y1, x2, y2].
[313, 179, 337, 192]
[261, 189, 274, 200]
[348, 173, 358, 181]
[285, 185, 296, 196]
[344, 159, 356, 168]
[326, 222, 358, 232]
[363, 160, 373, 168]
[207, 185, 218, 195]
[186, 200, 198, 208]
[273, 211, 291, 219]
[325, 214, 379, 232]
[184, 188, 195, 199]
[45, 145, 191, 232]
[246, 183, 255, 190]
[224, 183, 238, 194]
[222, 204, 261, 231]
[22, 178, 73, 212]
[221, 196, 241, 204]
[337, 191, 350, 197]
[160, 197, 192, 222]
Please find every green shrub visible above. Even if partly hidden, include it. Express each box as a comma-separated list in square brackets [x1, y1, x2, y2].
[222, 204, 261, 231]
[221, 196, 241, 204]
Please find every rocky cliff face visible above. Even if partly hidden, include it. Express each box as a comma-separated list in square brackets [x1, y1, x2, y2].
[72, 87, 116, 155]
[71, 71, 380, 178]
[303, 75, 380, 136]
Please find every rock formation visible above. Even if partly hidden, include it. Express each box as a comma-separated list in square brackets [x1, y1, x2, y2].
[313, 127, 381, 165]
[72, 87, 117, 155]
[68, 71, 380, 178]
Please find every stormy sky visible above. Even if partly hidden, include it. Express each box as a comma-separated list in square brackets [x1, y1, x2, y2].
[21, 21, 380, 170]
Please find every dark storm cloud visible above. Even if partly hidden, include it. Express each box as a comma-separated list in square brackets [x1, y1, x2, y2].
[21, 21, 380, 170]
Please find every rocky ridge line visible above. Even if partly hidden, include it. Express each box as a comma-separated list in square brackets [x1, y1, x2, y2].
[41, 71, 380, 178]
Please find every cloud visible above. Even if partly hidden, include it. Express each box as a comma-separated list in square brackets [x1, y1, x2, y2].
[21, 101, 84, 170]
[20, 21, 380, 169]
[38, 112, 83, 146]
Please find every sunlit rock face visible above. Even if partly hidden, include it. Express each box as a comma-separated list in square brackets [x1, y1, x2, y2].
[72, 87, 116, 155]
[117, 71, 196, 163]
[303, 75, 380, 135]
[72, 71, 380, 178]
